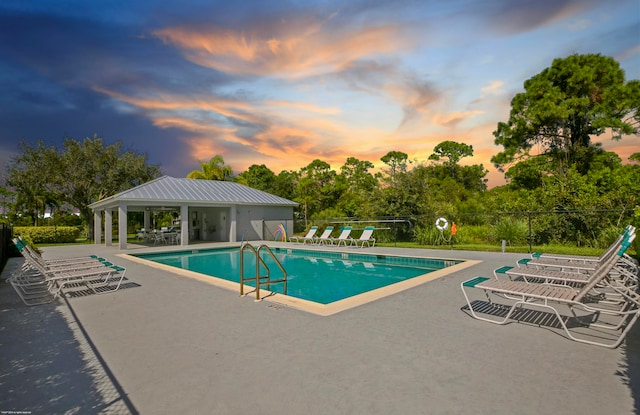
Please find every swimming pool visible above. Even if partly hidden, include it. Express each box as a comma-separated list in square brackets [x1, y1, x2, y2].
[129, 246, 479, 315]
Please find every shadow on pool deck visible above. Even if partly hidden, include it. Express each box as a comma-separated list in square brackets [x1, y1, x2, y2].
[620, 320, 640, 414]
[2, 243, 640, 414]
[0, 259, 138, 414]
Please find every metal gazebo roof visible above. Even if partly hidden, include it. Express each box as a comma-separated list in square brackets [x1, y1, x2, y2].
[88, 176, 298, 210]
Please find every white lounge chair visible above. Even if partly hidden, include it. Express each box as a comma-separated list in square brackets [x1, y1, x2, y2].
[14, 237, 105, 268]
[329, 227, 353, 247]
[289, 226, 319, 244]
[10, 263, 126, 306]
[350, 226, 376, 248]
[314, 226, 334, 245]
[13, 238, 108, 273]
[11, 239, 127, 305]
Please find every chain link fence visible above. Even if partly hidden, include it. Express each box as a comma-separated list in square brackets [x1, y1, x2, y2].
[294, 209, 637, 252]
[0, 223, 14, 273]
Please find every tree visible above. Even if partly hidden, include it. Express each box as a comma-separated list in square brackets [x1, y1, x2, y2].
[336, 157, 378, 217]
[427, 141, 487, 191]
[55, 136, 160, 237]
[380, 151, 410, 185]
[187, 155, 233, 180]
[272, 170, 298, 201]
[7, 136, 160, 236]
[235, 164, 276, 192]
[504, 156, 549, 190]
[295, 159, 338, 223]
[429, 141, 473, 165]
[0, 174, 15, 224]
[339, 157, 378, 192]
[7, 141, 61, 225]
[377, 151, 423, 217]
[492, 54, 639, 173]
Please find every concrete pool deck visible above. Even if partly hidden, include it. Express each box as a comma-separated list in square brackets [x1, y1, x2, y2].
[2, 242, 640, 414]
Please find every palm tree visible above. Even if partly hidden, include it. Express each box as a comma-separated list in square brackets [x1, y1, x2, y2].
[187, 155, 233, 180]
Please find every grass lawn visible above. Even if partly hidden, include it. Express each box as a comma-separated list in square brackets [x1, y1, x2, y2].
[34, 236, 637, 259]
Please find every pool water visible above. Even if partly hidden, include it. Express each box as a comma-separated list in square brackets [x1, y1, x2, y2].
[136, 247, 461, 304]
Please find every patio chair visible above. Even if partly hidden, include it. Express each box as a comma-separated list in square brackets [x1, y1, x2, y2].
[349, 226, 376, 248]
[328, 227, 353, 247]
[313, 226, 334, 245]
[289, 226, 319, 244]
[460, 242, 640, 348]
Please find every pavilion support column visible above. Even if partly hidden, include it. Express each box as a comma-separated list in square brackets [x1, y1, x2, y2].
[230, 206, 237, 242]
[105, 210, 113, 246]
[94, 211, 102, 245]
[118, 203, 128, 250]
[180, 204, 189, 246]
[144, 209, 151, 232]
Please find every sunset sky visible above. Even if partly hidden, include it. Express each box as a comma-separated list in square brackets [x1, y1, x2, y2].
[0, 0, 638, 187]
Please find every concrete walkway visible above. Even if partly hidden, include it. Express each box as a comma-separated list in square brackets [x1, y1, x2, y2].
[2, 243, 640, 414]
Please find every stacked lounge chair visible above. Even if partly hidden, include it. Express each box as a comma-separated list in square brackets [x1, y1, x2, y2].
[461, 226, 640, 348]
[9, 237, 127, 305]
[520, 225, 637, 273]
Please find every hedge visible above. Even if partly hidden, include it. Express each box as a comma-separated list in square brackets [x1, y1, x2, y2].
[13, 226, 81, 244]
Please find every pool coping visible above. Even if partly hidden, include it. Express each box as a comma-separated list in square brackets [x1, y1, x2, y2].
[118, 245, 481, 316]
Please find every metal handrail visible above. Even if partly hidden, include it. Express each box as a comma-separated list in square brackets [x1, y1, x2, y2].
[256, 245, 287, 299]
[240, 242, 261, 296]
[240, 242, 287, 300]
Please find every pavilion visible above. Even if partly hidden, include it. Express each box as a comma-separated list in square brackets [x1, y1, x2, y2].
[88, 176, 297, 249]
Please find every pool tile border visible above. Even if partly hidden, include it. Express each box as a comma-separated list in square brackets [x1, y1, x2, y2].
[119, 248, 481, 316]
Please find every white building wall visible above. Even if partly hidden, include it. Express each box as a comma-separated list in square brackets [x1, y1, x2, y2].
[235, 206, 294, 242]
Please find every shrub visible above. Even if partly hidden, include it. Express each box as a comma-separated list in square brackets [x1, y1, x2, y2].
[454, 224, 491, 244]
[414, 225, 448, 245]
[14, 226, 81, 244]
[490, 218, 529, 245]
[596, 226, 626, 250]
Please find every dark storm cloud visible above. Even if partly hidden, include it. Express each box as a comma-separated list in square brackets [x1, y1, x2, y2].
[0, 3, 233, 175]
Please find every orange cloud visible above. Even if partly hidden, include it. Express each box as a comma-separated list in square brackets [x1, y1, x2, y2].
[481, 80, 504, 95]
[153, 18, 410, 78]
[264, 100, 341, 115]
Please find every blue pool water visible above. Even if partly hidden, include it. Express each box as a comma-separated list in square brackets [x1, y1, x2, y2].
[135, 247, 461, 304]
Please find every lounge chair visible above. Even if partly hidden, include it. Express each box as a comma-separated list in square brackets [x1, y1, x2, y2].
[493, 235, 637, 307]
[10, 263, 126, 306]
[521, 226, 636, 272]
[530, 225, 634, 264]
[13, 238, 106, 270]
[289, 226, 319, 244]
[328, 227, 353, 247]
[314, 226, 334, 245]
[11, 239, 127, 303]
[14, 239, 109, 274]
[349, 226, 376, 248]
[461, 241, 640, 348]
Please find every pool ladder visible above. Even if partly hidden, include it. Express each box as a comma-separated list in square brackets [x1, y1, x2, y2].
[240, 243, 287, 300]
